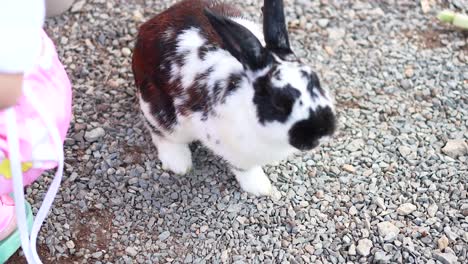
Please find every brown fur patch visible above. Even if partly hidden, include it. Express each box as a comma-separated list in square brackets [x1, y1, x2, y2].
[131, 0, 242, 131]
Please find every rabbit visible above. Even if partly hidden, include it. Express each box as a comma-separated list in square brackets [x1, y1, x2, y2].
[131, 0, 337, 196]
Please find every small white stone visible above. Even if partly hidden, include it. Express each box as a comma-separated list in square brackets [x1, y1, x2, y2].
[444, 227, 459, 241]
[327, 28, 346, 40]
[132, 10, 144, 22]
[346, 139, 364, 152]
[71, 0, 86, 12]
[60, 37, 68, 45]
[66, 240, 75, 249]
[84, 127, 105, 142]
[442, 139, 468, 158]
[342, 164, 356, 173]
[374, 251, 390, 262]
[305, 245, 315, 254]
[343, 235, 351, 244]
[398, 146, 413, 157]
[437, 235, 449, 250]
[348, 244, 356, 255]
[361, 228, 370, 238]
[317, 19, 329, 28]
[394, 240, 402, 247]
[420, 0, 431, 13]
[356, 239, 372, 256]
[125, 246, 138, 257]
[363, 169, 373, 177]
[427, 204, 438, 217]
[236, 216, 247, 225]
[368, 8, 385, 16]
[315, 190, 324, 199]
[377, 221, 400, 241]
[374, 197, 386, 210]
[221, 250, 229, 262]
[122, 47, 132, 57]
[397, 203, 417, 215]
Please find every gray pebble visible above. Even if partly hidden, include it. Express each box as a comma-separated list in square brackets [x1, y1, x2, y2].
[84, 127, 106, 142]
[125, 247, 138, 257]
[158, 231, 171, 241]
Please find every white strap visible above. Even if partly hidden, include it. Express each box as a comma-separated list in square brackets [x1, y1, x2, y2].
[6, 108, 35, 263]
[6, 85, 65, 264]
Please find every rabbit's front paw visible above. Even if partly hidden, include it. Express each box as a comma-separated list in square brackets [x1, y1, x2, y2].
[160, 152, 192, 175]
[153, 135, 193, 175]
[233, 166, 273, 196]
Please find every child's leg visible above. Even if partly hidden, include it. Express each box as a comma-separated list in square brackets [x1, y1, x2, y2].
[0, 194, 16, 241]
[0, 191, 34, 263]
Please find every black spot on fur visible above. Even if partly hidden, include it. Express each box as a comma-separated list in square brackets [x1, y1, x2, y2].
[182, 71, 213, 116]
[205, 66, 215, 76]
[198, 45, 218, 60]
[253, 76, 301, 124]
[170, 50, 191, 71]
[305, 71, 325, 97]
[288, 106, 336, 150]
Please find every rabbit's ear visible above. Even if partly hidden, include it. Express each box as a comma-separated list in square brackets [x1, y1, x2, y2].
[204, 9, 271, 71]
[262, 0, 293, 57]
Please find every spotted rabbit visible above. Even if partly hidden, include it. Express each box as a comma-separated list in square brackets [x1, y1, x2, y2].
[132, 0, 337, 196]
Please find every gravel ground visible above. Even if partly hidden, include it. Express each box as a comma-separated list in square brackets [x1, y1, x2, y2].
[8, 0, 468, 263]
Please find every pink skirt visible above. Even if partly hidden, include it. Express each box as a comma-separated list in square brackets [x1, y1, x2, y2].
[0, 29, 72, 195]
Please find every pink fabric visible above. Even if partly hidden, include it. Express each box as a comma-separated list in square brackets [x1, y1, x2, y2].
[0, 29, 72, 194]
[0, 195, 16, 240]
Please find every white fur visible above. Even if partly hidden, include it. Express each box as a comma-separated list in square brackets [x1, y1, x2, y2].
[151, 133, 193, 175]
[140, 19, 335, 196]
[233, 167, 273, 196]
[172, 28, 243, 97]
[176, 28, 206, 89]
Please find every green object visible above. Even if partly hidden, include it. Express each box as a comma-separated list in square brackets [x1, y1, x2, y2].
[0, 199, 33, 264]
[437, 10, 468, 29]
[437, 10, 456, 23]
